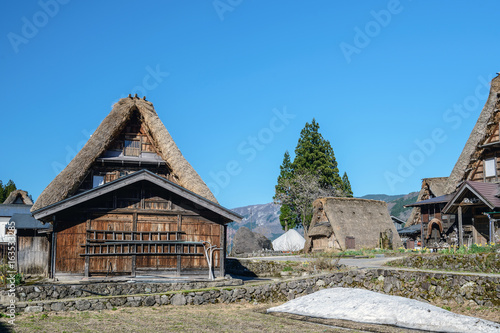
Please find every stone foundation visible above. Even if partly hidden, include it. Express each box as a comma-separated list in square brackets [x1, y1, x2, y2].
[387, 253, 500, 273]
[4, 267, 499, 313]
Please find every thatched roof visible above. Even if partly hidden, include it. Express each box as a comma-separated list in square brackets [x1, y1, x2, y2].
[406, 177, 448, 226]
[305, 197, 402, 251]
[32, 96, 217, 212]
[307, 222, 333, 237]
[445, 75, 500, 193]
[4, 190, 33, 205]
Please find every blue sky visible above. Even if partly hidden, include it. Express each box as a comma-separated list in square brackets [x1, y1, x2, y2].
[1, 1, 500, 208]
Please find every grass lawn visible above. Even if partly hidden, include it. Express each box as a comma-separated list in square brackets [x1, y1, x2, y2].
[4, 302, 346, 333]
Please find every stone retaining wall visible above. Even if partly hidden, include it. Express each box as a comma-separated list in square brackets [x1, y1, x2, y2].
[13, 279, 242, 302]
[387, 253, 500, 273]
[6, 268, 500, 313]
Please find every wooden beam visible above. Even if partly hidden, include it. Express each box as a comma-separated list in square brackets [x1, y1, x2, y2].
[177, 214, 182, 276]
[84, 216, 91, 278]
[132, 212, 137, 277]
[458, 206, 463, 247]
[219, 224, 226, 278]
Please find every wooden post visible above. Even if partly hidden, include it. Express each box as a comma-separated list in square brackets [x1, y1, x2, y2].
[219, 224, 226, 278]
[458, 206, 463, 247]
[177, 214, 182, 276]
[487, 214, 494, 244]
[84, 216, 91, 278]
[51, 217, 57, 279]
[132, 212, 137, 277]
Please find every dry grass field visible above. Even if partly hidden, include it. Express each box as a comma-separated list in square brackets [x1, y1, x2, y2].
[5, 303, 345, 333]
[3, 300, 499, 333]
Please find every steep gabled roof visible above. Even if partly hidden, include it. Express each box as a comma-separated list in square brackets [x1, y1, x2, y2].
[442, 181, 500, 214]
[445, 75, 500, 193]
[3, 190, 33, 205]
[32, 97, 217, 212]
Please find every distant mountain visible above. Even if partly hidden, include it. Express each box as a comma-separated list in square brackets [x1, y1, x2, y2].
[228, 203, 283, 249]
[228, 192, 419, 249]
[386, 192, 419, 222]
[359, 194, 407, 202]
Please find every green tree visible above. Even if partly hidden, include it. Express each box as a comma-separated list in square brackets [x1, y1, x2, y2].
[274, 119, 347, 234]
[292, 119, 342, 188]
[0, 180, 17, 203]
[274, 151, 299, 231]
[341, 172, 353, 197]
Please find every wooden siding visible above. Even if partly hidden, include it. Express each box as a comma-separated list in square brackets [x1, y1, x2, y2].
[55, 206, 223, 275]
[17, 231, 50, 276]
[55, 219, 86, 273]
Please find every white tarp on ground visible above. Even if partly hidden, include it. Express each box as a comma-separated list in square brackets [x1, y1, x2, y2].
[272, 229, 305, 252]
[267, 288, 500, 333]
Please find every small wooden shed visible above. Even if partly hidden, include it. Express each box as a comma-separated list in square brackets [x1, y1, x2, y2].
[0, 190, 51, 276]
[32, 96, 241, 278]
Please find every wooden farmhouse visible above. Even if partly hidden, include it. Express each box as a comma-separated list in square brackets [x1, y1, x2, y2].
[304, 197, 402, 252]
[406, 74, 500, 248]
[0, 190, 51, 276]
[31, 96, 241, 279]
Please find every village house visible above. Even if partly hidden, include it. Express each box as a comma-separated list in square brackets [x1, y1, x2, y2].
[304, 197, 402, 252]
[405, 74, 500, 248]
[31, 96, 241, 279]
[0, 190, 51, 275]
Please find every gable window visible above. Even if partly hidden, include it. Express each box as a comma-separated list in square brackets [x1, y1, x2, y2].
[484, 157, 496, 178]
[93, 175, 104, 188]
[124, 140, 141, 156]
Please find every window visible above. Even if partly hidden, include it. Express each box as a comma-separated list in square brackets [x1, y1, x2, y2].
[484, 157, 496, 178]
[124, 140, 141, 156]
[93, 175, 104, 188]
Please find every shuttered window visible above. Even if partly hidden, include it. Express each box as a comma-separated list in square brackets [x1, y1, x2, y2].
[124, 140, 141, 156]
[484, 157, 496, 178]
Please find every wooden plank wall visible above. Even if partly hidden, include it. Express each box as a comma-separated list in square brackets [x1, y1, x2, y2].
[89, 213, 133, 274]
[56, 212, 222, 275]
[135, 214, 178, 270]
[55, 220, 86, 273]
[17, 231, 50, 276]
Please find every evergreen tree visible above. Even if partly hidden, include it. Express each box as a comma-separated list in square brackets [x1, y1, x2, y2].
[292, 119, 342, 189]
[342, 172, 353, 197]
[274, 119, 347, 233]
[274, 151, 299, 231]
[4, 180, 16, 199]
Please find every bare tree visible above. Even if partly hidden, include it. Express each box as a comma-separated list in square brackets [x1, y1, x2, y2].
[274, 171, 342, 237]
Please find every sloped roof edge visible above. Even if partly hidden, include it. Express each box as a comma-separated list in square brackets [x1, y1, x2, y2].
[32, 169, 242, 223]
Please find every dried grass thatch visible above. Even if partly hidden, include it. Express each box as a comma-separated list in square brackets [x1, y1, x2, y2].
[406, 177, 448, 227]
[445, 75, 500, 193]
[32, 97, 216, 212]
[305, 197, 402, 252]
[3, 190, 33, 205]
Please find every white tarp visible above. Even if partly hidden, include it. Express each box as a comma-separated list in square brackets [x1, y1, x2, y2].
[272, 229, 305, 252]
[268, 288, 500, 333]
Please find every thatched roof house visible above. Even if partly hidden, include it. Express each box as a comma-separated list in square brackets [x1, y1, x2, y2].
[32, 96, 216, 212]
[405, 74, 500, 247]
[32, 96, 241, 279]
[406, 177, 448, 227]
[4, 190, 33, 205]
[444, 75, 500, 193]
[304, 197, 402, 252]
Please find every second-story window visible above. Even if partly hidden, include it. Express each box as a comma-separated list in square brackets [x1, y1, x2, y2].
[124, 140, 141, 156]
